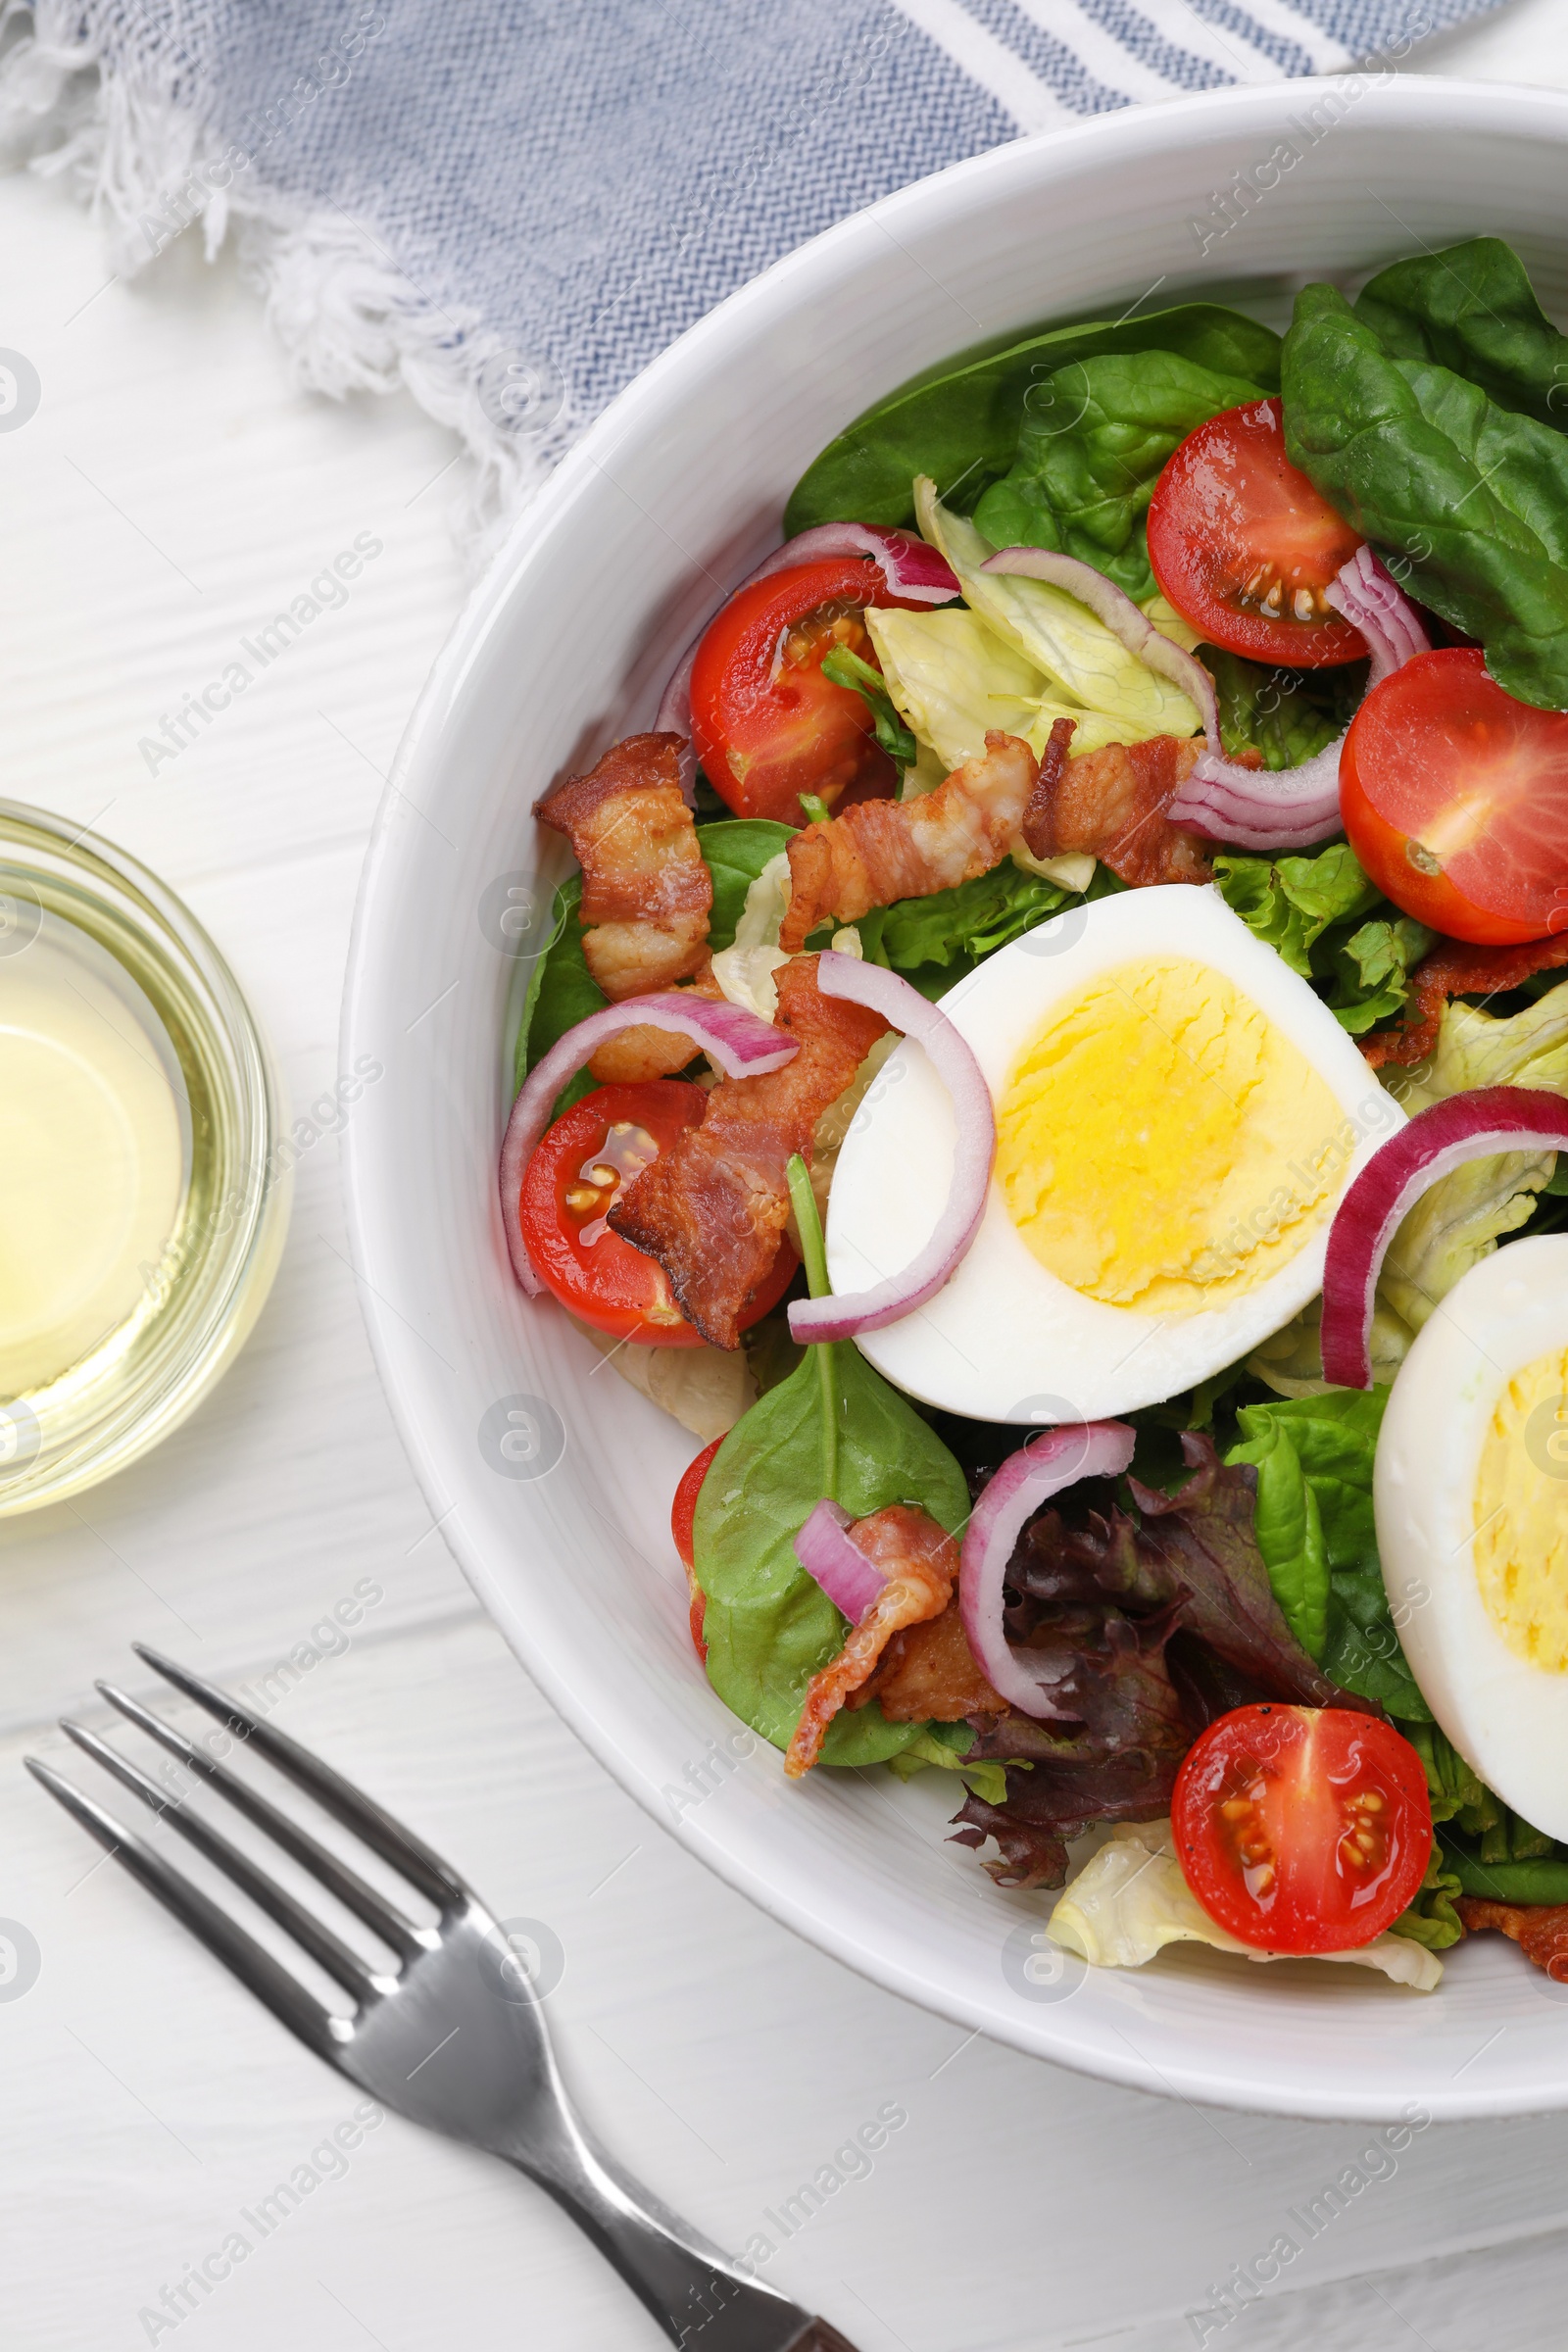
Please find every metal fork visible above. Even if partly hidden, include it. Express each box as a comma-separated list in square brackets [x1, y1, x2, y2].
[26, 1645, 859, 2352]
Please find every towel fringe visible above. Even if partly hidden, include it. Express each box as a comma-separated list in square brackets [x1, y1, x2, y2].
[0, 1, 557, 552]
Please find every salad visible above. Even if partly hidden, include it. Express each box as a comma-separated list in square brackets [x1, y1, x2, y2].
[500, 238, 1568, 1995]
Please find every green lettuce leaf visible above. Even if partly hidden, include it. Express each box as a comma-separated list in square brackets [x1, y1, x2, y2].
[1387, 1846, 1465, 1952]
[972, 351, 1267, 604]
[1212, 843, 1433, 1039]
[1282, 279, 1568, 710]
[819, 645, 917, 769]
[1355, 237, 1568, 430]
[1213, 842, 1382, 978]
[784, 303, 1282, 536]
[1225, 1388, 1431, 1716]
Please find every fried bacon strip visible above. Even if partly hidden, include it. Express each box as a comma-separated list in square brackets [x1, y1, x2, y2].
[535, 733, 711, 1000]
[785, 1506, 960, 1777]
[1455, 1896, 1568, 1979]
[609, 955, 888, 1348]
[1362, 932, 1568, 1069]
[1025, 732, 1216, 888]
[778, 730, 1038, 953]
[850, 1597, 1008, 1724]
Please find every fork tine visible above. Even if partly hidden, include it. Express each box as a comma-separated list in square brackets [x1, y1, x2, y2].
[97, 1681, 422, 1961]
[25, 1757, 344, 2065]
[131, 1645, 461, 1908]
[61, 1719, 381, 2002]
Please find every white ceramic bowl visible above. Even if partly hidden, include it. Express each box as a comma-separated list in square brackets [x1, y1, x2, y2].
[344, 77, 1568, 2121]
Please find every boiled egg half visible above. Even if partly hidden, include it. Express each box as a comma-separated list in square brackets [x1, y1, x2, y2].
[1377, 1233, 1568, 1838]
[826, 884, 1402, 1423]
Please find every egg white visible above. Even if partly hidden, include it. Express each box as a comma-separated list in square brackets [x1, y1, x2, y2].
[1376, 1234, 1568, 1838]
[825, 884, 1402, 1424]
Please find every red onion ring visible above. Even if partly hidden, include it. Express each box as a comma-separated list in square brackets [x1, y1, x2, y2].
[786, 952, 995, 1344]
[500, 996, 798, 1296]
[980, 544, 1220, 748]
[656, 527, 959, 802]
[794, 1498, 886, 1622]
[959, 1421, 1138, 1717]
[1320, 1085, 1568, 1388]
[1167, 547, 1429, 852]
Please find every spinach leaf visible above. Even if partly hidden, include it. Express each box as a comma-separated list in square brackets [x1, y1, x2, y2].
[1203, 645, 1364, 771]
[785, 304, 1282, 536]
[1213, 843, 1434, 1040]
[820, 645, 917, 768]
[972, 351, 1268, 605]
[1226, 1388, 1433, 1717]
[691, 1168, 970, 1762]
[513, 875, 609, 1112]
[697, 818, 795, 951]
[1355, 237, 1568, 430]
[1282, 281, 1568, 710]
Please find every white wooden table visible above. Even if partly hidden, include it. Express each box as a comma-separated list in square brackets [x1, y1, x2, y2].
[7, 26, 1568, 2347]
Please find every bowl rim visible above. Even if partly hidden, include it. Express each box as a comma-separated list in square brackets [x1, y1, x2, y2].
[343, 74, 1568, 2120]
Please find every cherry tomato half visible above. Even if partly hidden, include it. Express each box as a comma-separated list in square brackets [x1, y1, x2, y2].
[519, 1083, 795, 1345]
[690, 557, 919, 825]
[1172, 1704, 1432, 1954]
[1341, 646, 1568, 946]
[671, 1436, 723, 1662]
[1148, 399, 1367, 667]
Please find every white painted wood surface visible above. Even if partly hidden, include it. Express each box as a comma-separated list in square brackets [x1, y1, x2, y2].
[6, 30, 1568, 2346]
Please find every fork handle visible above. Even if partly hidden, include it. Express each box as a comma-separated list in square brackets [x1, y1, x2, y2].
[504, 2125, 862, 2351]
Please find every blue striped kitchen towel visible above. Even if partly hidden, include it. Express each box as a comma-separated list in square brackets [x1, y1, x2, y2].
[0, 0, 1501, 528]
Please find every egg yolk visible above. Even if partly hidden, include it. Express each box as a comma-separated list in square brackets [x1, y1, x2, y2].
[996, 956, 1346, 1313]
[1474, 1347, 1568, 1672]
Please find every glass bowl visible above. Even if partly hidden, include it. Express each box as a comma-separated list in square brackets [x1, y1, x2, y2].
[0, 800, 290, 1513]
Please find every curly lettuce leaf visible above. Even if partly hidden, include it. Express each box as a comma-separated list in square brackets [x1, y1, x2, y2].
[971, 351, 1267, 604]
[1204, 644, 1365, 771]
[1388, 1846, 1465, 1953]
[1213, 843, 1433, 1038]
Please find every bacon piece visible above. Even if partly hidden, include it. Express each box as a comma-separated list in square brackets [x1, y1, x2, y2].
[1027, 733, 1215, 888]
[609, 955, 887, 1348]
[850, 1596, 1009, 1723]
[1361, 932, 1568, 1069]
[785, 1506, 959, 1777]
[1018, 714, 1078, 858]
[778, 730, 1038, 953]
[1455, 1896, 1568, 1978]
[534, 732, 711, 1001]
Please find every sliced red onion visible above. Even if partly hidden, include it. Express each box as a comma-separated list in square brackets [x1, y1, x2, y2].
[500, 996, 798, 1296]
[656, 528, 959, 802]
[787, 952, 995, 1344]
[960, 1422, 1137, 1718]
[1168, 546, 1430, 851]
[980, 544, 1220, 748]
[794, 1498, 887, 1622]
[1321, 1086, 1568, 1388]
